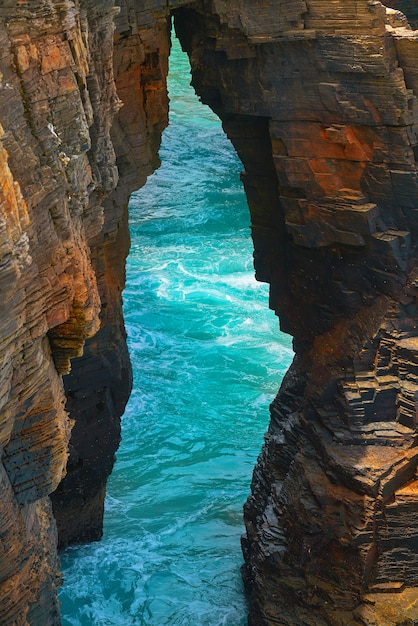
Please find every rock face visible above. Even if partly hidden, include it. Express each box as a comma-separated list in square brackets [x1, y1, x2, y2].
[0, 0, 417, 624]
[0, 0, 173, 620]
[172, 2, 418, 624]
[0, 1, 105, 621]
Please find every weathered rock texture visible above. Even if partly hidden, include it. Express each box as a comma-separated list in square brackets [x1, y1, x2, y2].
[172, 2, 418, 624]
[0, 0, 129, 621]
[0, 0, 418, 624]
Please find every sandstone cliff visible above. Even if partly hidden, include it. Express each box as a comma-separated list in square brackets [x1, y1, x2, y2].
[0, 1, 417, 625]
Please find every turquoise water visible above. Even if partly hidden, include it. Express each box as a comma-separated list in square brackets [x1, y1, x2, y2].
[59, 36, 293, 626]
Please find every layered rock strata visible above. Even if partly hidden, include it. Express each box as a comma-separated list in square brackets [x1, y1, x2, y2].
[0, 0, 176, 620]
[0, 0, 418, 624]
[0, 1, 102, 621]
[0, 0, 134, 620]
[171, 1, 418, 624]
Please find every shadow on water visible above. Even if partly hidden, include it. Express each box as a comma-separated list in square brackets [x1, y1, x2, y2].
[59, 34, 293, 626]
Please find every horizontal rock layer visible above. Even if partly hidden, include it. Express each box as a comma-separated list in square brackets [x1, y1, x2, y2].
[171, 1, 418, 624]
[0, 0, 130, 621]
[0, 1, 417, 624]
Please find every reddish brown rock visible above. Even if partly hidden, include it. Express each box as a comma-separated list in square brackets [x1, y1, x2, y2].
[0, 0, 120, 621]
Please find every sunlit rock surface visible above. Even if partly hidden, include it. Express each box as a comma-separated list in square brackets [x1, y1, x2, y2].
[0, 1, 417, 624]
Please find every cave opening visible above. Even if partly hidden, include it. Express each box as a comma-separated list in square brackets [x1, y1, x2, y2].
[58, 28, 293, 625]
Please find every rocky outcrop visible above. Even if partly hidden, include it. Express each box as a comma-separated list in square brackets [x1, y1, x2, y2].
[0, 0, 174, 620]
[0, 1, 105, 620]
[0, 0, 418, 624]
[49, 0, 135, 548]
[171, 1, 418, 624]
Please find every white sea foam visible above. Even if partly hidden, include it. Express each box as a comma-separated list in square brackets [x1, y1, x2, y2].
[60, 34, 292, 626]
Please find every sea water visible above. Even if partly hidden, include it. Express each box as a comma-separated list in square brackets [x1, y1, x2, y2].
[59, 35, 293, 626]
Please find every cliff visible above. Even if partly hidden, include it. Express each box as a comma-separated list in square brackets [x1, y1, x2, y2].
[0, 1, 417, 625]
